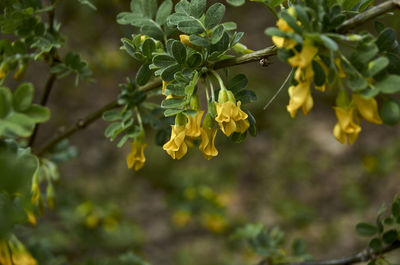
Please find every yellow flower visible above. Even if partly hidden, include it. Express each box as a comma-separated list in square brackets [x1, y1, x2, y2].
[272, 18, 297, 50]
[126, 141, 146, 171]
[186, 110, 204, 138]
[353, 94, 382, 124]
[287, 82, 313, 118]
[333, 106, 361, 145]
[288, 42, 318, 68]
[199, 127, 218, 160]
[215, 101, 238, 136]
[163, 125, 188, 160]
[172, 210, 191, 227]
[204, 214, 227, 233]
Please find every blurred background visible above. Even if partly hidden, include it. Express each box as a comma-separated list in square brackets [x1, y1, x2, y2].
[5, 0, 400, 264]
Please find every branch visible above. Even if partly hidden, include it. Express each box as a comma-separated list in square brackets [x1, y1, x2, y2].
[28, 73, 57, 147]
[35, 48, 277, 155]
[36, 79, 163, 155]
[337, 0, 400, 33]
[35, 0, 400, 155]
[258, 241, 400, 265]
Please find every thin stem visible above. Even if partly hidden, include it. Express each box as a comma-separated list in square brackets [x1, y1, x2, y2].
[209, 70, 226, 90]
[263, 68, 293, 110]
[203, 78, 210, 103]
[208, 77, 215, 102]
[135, 107, 143, 130]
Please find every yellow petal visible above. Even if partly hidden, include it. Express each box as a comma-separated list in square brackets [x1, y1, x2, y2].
[199, 128, 218, 160]
[353, 94, 383, 124]
[333, 123, 346, 144]
[186, 110, 204, 138]
[286, 82, 313, 118]
[288, 43, 318, 68]
[163, 125, 188, 160]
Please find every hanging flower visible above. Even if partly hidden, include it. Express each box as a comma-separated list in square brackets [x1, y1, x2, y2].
[126, 140, 146, 171]
[288, 41, 318, 68]
[163, 114, 188, 160]
[353, 94, 382, 124]
[186, 110, 204, 138]
[333, 106, 362, 145]
[215, 89, 249, 136]
[287, 82, 314, 118]
[199, 114, 218, 160]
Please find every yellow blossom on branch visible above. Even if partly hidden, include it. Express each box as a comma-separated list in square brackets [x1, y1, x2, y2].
[288, 42, 318, 68]
[333, 106, 362, 145]
[353, 94, 383, 124]
[163, 114, 188, 160]
[186, 110, 204, 138]
[215, 89, 249, 136]
[126, 140, 146, 171]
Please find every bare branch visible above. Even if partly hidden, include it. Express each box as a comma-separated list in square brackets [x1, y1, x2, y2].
[257, 241, 400, 265]
[337, 0, 400, 33]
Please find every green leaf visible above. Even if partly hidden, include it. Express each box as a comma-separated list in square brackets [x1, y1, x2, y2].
[23, 105, 51, 123]
[77, 0, 97, 10]
[376, 75, 400, 94]
[189, 35, 209, 47]
[116, 13, 151, 26]
[13, 83, 34, 112]
[382, 230, 398, 244]
[136, 64, 152, 86]
[172, 41, 187, 65]
[175, 0, 191, 15]
[211, 25, 225, 45]
[161, 98, 186, 109]
[369, 238, 383, 251]
[190, 0, 207, 18]
[342, 0, 359, 10]
[2, 113, 35, 137]
[141, 23, 164, 41]
[356, 223, 377, 236]
[161, 64, 181, 82]
[156, 0, 173, 25]
[0, 86, 12, 119]
[153, 54, 176, 68]
[141, 0, 158, 19]
[105, 122, 122, 139]
[227, 74, 248, 94]
[236, 89, 257, 104]
[184, 71, 199, 96]
[205, 3, 226, 30]
[226, 0, 245, 6]
[320, 35, 338, 51]
[187, 53, 203, 68]
[376, 28, 398, 53]
[368, 57, 389, 77]
[178, 18, 205, 34]
[142, 39, 156, 60]
[164, 109, 183, 117]
[347, 75, 368, 91]
[167, 13, 191, 26]
[103, 109, 122, 122]
[312, 61, 326, 86]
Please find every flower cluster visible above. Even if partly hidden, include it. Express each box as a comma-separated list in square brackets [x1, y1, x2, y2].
[163, 84, 250, 161]
[270, 9, 385, 146]
[333, 94, 382, 145]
